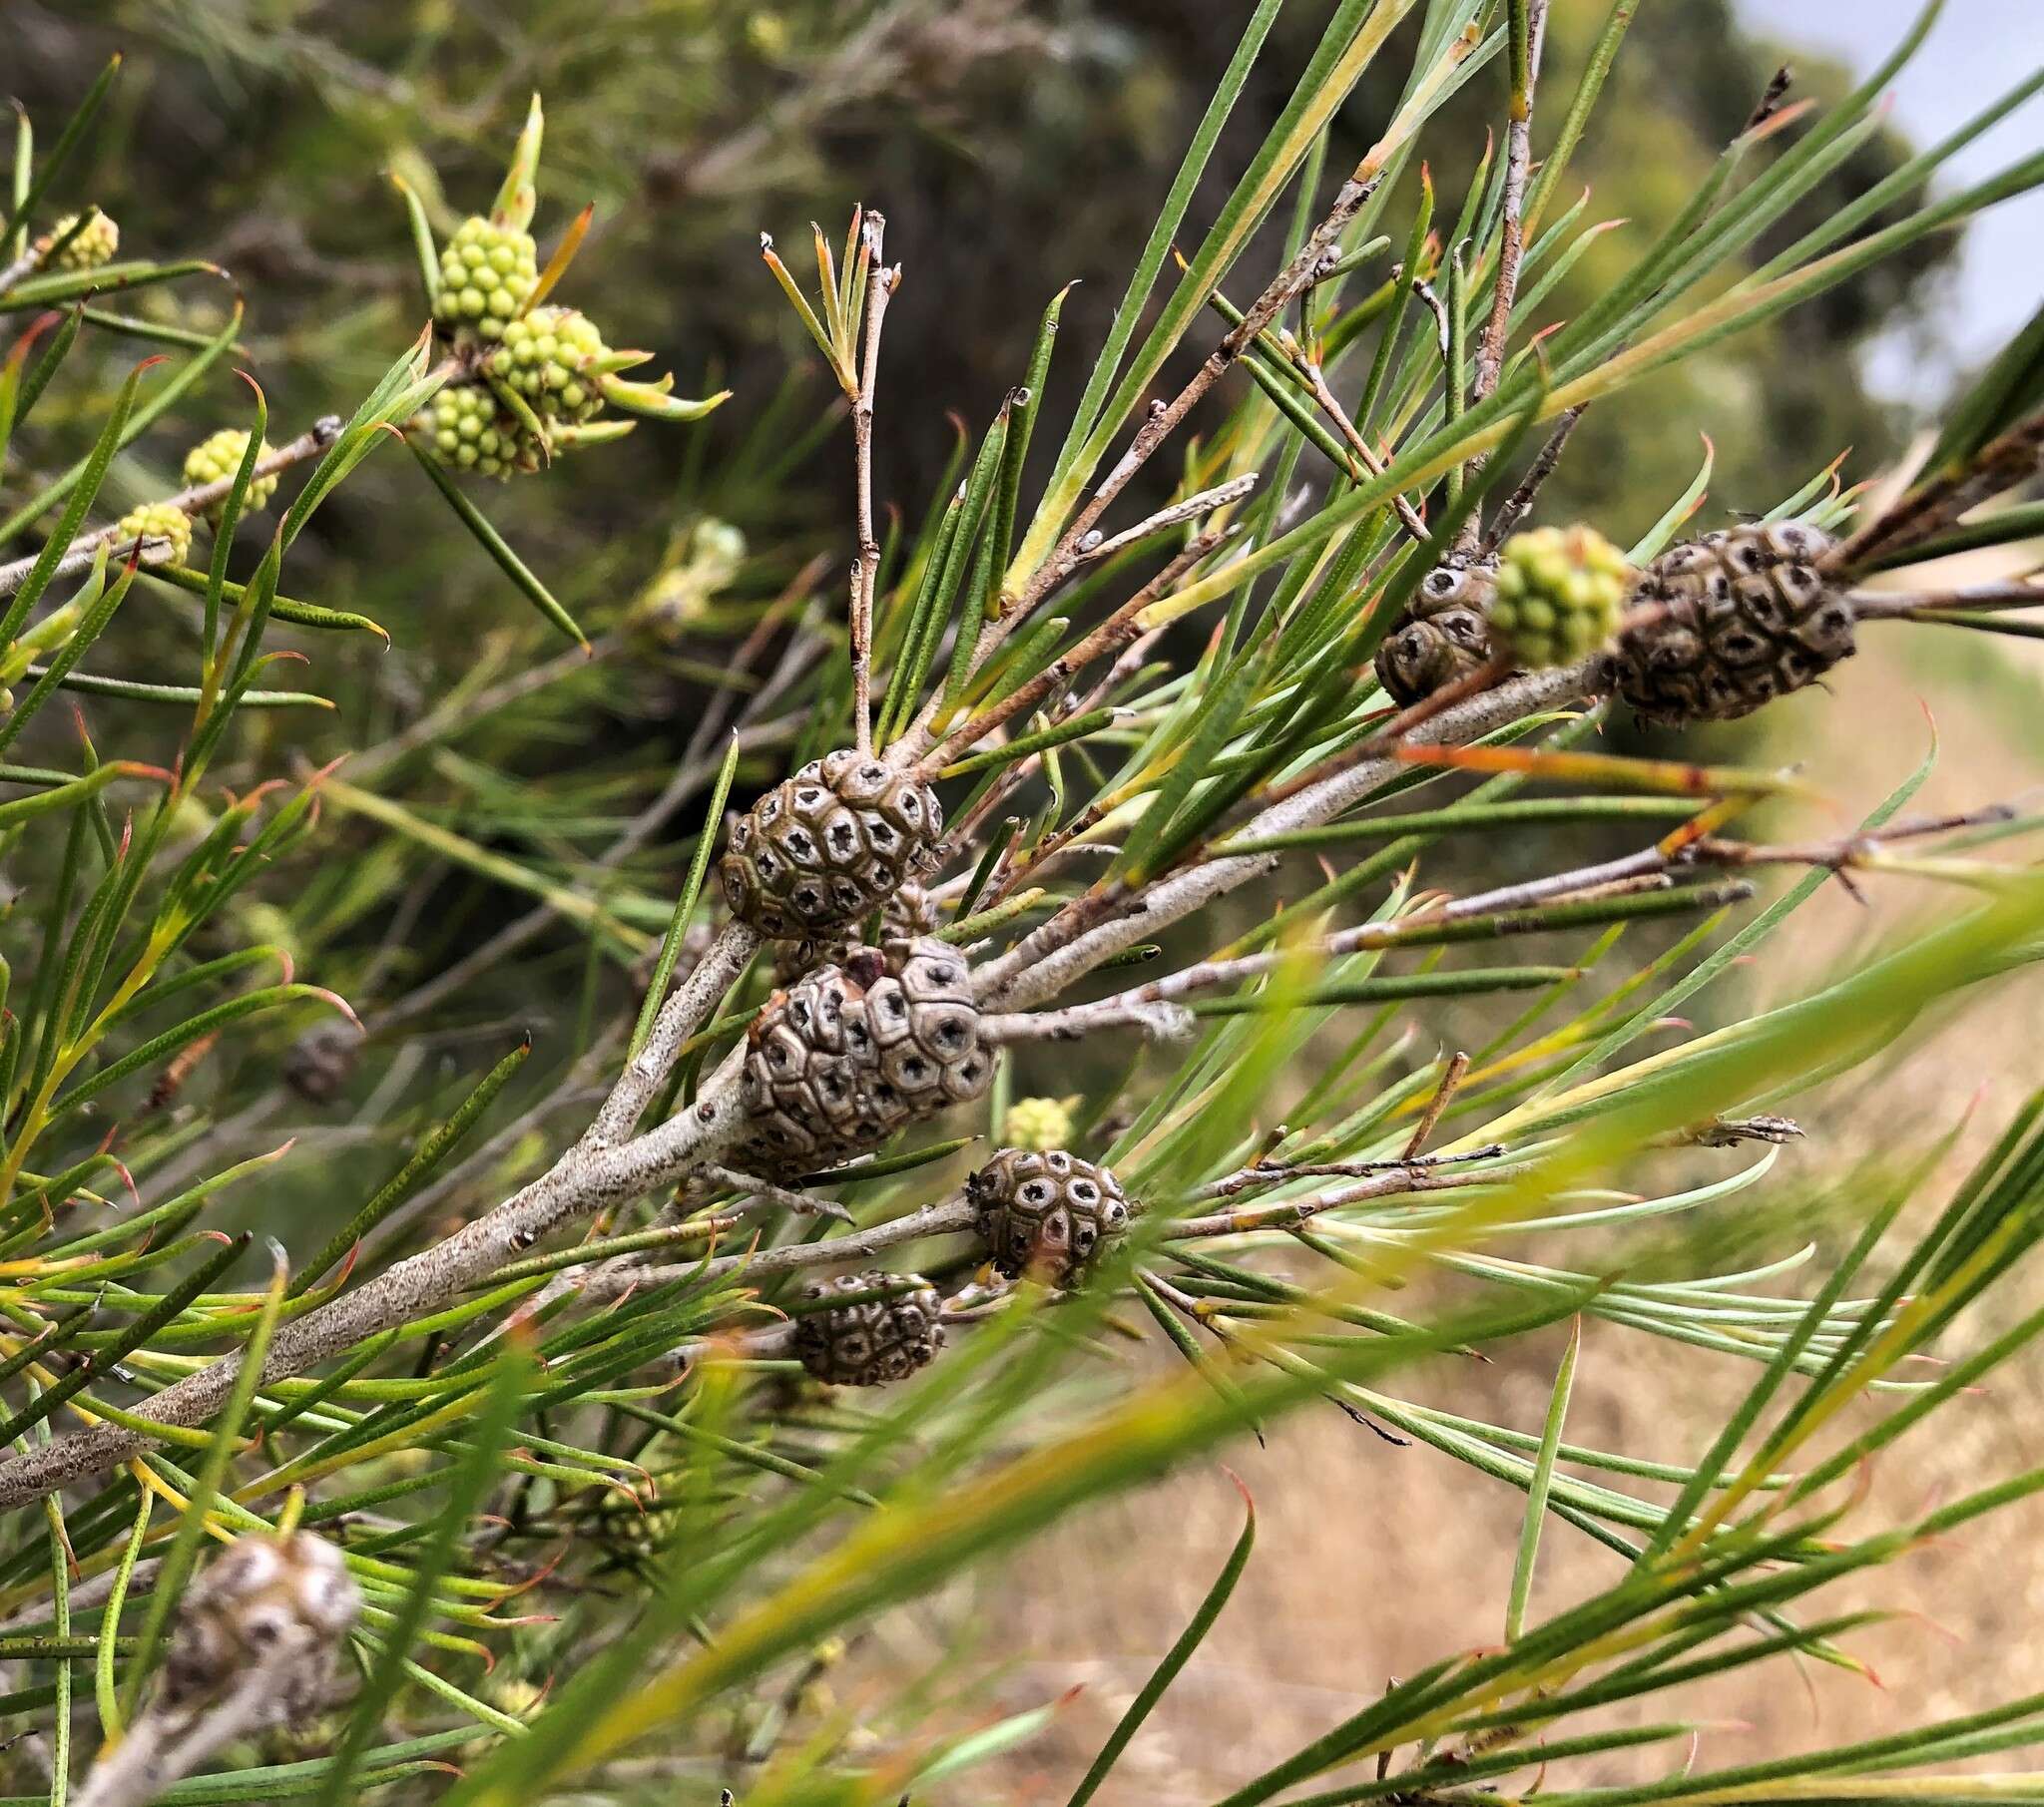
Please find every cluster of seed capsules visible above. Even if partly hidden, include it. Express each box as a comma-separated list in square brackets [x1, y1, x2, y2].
[729, 517, 1876, 1381]
[794, 1149, 1136, 1388]
[713, 748, 1143, 1387]
[1376, 518, 1859, 725]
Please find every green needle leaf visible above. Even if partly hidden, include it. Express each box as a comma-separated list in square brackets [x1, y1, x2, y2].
[1066, 1475, 1256, 1807]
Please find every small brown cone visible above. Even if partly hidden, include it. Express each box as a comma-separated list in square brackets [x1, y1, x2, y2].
[794, 1270, 943, 1386]
[721, 751, 942, 939]
[1608, 520, 1853, 725]
[735, 936, 992, 1177]
[1374, 561, 1499, 706]
[969, 1147, 1132, 1284]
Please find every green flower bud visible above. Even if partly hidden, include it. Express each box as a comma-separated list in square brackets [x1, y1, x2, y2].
[411, 383, 545, 480]
[486, 306, 611, 422]
[182, 429, 278, 520]
[1488, 525, 1631, 669]
[115, 501, 194, 567]
[433, 216, 539, 340]
[40, 210, 120, 271]
[1004, 1096, 1079, 1153]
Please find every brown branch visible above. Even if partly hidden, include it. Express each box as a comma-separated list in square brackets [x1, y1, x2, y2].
[1293, 352, 1431, 542]
[1169, 1158, 1540, 1240]
[1458, 0, 1550, 555]
[1478, 404, 1585, 555]
[923, 526, 1233, 772]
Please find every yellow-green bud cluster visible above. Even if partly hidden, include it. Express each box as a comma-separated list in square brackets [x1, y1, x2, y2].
[1488, 525, 1631, 669]
[488, 306, 609, 421]
[115, 501, 193, 567]
[183, 429, 278, 517]
[629, 520, 749, 643]
[434, 216, 540, 340]
[415, 383, 544, 480]
[41, 211, 120, 271]
[1004, 1096, 1077, 1153]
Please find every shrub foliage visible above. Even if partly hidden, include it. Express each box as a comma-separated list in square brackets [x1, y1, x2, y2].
[3, 5, 2044, 1806]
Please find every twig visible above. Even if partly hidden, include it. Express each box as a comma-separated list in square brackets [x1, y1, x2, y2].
[701, 1166, 854, 1223]
[1170, 1158, 1540, 1240]
[75, 1668, 281, 1807]
[0, 529, 177, 601]
[591, 924, 762, 1147]
[0, 1038, 758, 1507]
[0, 236, 53, 294]
[579, 1195, 979, 1303]
[1403, 1052, 1470, 1159]
[1457, 0, 1549, 556]
[1478, 405, 1584, 554]
[997, 803, 2013, 1027]
[1471, 2, 1548, 410]
[0, 418, 343, 600]
[980, 998, 1197, 1045]
[921, 526, 1233, 771]
[918, 35, 1484, 724]
[1848, 582, 2044, 621]
[992, 873, 1741, 1032]
[1201, 1143, 1508, 1199]
[1825, 413, 2044, 576]
[1291, 353, 1430, 542]
[848, 212, 894, 756]
[1072, 474, 1262, 567]
[1662, 1116, 1803, 1150]
[969, 659, 1608, 1009]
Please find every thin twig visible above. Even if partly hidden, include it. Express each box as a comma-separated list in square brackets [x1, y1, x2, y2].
[1478, 405, 1584, 555]
[848, 212, 894, 756]
[580, 1195, 978, 1303]
[1072, 474, 1262, 567]
[918, 35, 1483, 724]
[921, 526, 1234, 771]
[1457, 0, 1549, 555]
[1201, 1143, 1509, 1199]
[701, 1166, 854, 1223]
[969, 659, 1608, 1009]
[1848, 582, 2044, 621]
[1170, 1158, 1540, 1240]
[993, 804, 2012, 1026]
[1403, 1052, 1470, 1159]
[1292, 353, 1430, 541]
[0, 418, 343, 600]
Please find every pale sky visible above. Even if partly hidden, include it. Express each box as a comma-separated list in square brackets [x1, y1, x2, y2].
[1736, 0, 2044, 405]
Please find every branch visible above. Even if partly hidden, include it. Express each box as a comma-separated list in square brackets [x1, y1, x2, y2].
[919, 30, 1486, 725]
[1458, 0, 1550, 554]
[920, 525, 1234, 772]
[1290, 351, 1430, 542]
[1071, 474, 1262, 568]
[0, 1041, 756, 1508]
[1478, 404, 1584, 554]
[976, 659, 1605, 1009]
[576, 1194, 978, 1303]
[0, 418, 343, 600]
[1169, 1157, 1541, 1240]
